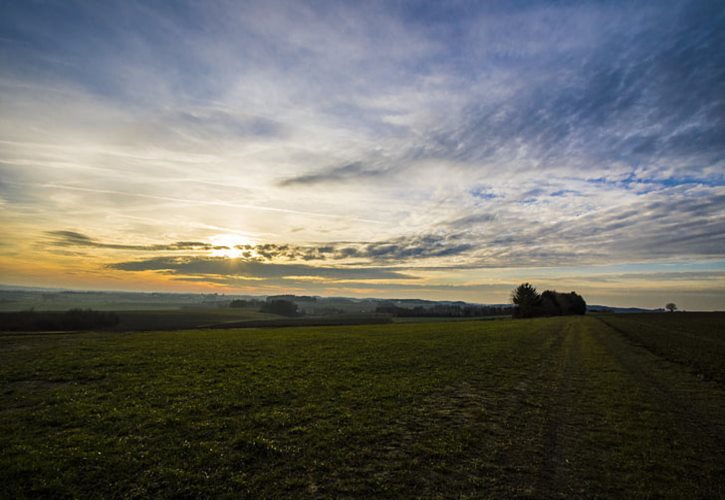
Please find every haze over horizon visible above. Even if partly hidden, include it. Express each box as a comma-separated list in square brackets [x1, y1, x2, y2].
[1, 1, 723, 310]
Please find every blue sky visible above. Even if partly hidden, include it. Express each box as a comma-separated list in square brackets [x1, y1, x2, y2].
[0, 0, 723, 309]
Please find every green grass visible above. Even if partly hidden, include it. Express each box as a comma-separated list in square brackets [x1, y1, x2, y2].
[391, 315, 509, 323]
[1, 314, 724, 497]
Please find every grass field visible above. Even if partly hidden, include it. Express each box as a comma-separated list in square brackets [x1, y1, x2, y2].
[1, 314, 724, 497]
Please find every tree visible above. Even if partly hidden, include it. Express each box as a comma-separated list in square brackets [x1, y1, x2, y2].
[665, 303, 677, 313]
[563, 291, 587, 315]
[260, 299, 299, 317]
[512, 283, 541, 318]
[540, 290, 562, 316]
[538, 290, 587, 316]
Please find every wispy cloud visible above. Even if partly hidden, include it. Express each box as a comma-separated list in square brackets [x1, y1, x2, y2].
[278, 162, 390, 187]
[108, 256, 415, 281]
[237, 233, 474, 263]
[46, 229, 474, 264]
[46, 231, 224, 252]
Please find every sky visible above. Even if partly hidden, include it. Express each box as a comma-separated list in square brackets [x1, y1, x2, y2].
[0, 0, 724, 309]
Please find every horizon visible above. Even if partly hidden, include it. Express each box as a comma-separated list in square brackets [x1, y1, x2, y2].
[0, 282, 719, 312]
[1, 1, 724, 311]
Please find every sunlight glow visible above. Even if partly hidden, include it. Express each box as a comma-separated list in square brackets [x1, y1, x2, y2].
[209, 234, 254, 259]
[0, 1, 722, 309]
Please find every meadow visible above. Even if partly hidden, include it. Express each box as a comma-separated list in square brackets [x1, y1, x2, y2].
[1, 313, 724, 497]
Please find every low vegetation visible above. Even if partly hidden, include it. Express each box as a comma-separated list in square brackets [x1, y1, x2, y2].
[1, 313, 724, 497]
[0, 309, 119, 331]
[259, 299, 301, 317]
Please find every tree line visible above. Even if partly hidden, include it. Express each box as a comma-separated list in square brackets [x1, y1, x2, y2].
[230, 298, 303, 317]
[511, 283, 586, 318]
[376, 303, 512, 318]
[0, 309, 120, 331]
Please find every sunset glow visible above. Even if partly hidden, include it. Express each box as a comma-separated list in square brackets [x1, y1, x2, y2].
[209, 234, 255, 259]
[0, 1, 723, 309]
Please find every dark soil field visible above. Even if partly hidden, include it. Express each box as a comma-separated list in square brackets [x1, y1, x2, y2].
[1, 314, 724, 497]
[110, 308, 281, 331]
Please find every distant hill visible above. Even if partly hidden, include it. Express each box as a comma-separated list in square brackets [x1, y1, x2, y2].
[587, 305, 660, 314]
[0, 284, 667, 314]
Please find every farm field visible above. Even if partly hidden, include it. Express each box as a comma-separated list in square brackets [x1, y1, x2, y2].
[595, 312, 725, 383]
[1, 314, 724, 497]
[111, 308, 282, 331]
[0, 308, 282, 333]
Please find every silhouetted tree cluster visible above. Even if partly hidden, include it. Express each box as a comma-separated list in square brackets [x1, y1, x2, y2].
[376, 303, 512, 318]
[540, 290, 587, 316]
[0, 309, 119, 331]
[511, 283, 541, 318]
[267, 295, 317, 302]
[308, 307, 346, 316]
[512, 283, 586, 318]
[665, 302, 677, 312]
[260, 299, 300, 317]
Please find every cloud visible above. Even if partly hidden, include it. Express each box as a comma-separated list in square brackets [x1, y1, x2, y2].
[107, 256, 414, 281]
[172, 110, 287, 140]
[46, 231, 223, 252]
[278, 162, 389, 187]
[594, 271, 725, 282]
[234, 233, 474, 262]
[45, 229, 476, 264]
[402, 3, 725, 175]
[0, 0, 723, 308]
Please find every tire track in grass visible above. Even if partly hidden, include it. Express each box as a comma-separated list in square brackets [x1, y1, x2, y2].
[483, 319, 568, 496]
[588, 317, 725, 497]
[592, 318, 725, 441]
[392, 318, 568, 496]
[529, 315, 725, 497]
[596, 314, 725, 384]
[534, 317, 582, 498]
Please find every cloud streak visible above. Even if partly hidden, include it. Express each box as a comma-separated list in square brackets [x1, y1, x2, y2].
[108, 257, 415, 281]
[278, 162, 390, 187]
[236, 233, 474, 263]
[46, 229, 475, 264]
[46, 231, 225, 252]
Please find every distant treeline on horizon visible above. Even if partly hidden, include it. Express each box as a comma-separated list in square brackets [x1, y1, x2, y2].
[512, 284, 587, 319]
[375, 303, 512, 318]
[0, 309, 120, 331]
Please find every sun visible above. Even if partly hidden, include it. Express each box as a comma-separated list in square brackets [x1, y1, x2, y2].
[209, 234, 254, 259]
